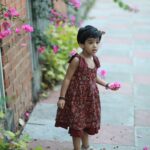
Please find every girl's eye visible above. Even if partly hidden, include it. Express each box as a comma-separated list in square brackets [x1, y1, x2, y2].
[88, 41, 93, 44]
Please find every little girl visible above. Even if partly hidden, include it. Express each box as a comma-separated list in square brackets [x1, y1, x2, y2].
[55, 25, 120, 150]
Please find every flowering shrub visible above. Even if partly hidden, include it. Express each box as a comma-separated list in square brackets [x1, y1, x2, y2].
[39, 24, 78, 89]
[0, 3, 33, 41]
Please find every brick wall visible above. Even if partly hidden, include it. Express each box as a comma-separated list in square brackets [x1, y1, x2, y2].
[53, 0, 67, 15]
[0, 0, 33, 129]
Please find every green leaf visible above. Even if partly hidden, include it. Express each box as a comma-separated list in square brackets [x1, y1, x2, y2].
[0, 111, 5, 119]
[34, 146, 43, 150]
[4, 131, 15, 140]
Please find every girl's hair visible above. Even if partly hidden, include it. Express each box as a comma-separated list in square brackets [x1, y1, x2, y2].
[77, 25, 105, 44]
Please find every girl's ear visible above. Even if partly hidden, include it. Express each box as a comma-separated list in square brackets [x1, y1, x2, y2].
[79, 43, 84, 49]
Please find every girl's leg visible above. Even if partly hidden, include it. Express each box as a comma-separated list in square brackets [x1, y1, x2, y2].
[72, 136, 81, 150]
[81, 131, 89, 148]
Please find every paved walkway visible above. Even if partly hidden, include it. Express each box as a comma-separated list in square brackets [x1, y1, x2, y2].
[23, 0, 150, 149]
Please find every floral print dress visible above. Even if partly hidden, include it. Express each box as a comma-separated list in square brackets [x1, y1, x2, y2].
[55, 53, 101, 137]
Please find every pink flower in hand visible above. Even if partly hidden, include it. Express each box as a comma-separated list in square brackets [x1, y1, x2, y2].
[109, 82, 121, 90]
[52, 45, 59, 54]
[70, 49, 77, 56]
[38, 46, 46, 54]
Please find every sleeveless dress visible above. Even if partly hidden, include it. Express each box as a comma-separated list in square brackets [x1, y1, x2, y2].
[55, 53, 101, 137]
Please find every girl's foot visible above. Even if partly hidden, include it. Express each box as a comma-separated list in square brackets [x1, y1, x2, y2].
[81, 145, 96, 150]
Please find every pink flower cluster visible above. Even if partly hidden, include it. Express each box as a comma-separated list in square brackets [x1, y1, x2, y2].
[109, 82, 121, 90]
[69, 0, 81, 9]
[0, 29, 12, 40]
[4, 8, 19, 18]
[50, 9, 67, 26]
[0, 24, 34, 40]
[0, 6, 34, 40]
[70, 49, 77, 56]
[22, 24, 34, 32]
[2, 21, 11, 30]
[53, 45, 59, 54]
[70, 15, 76, 25]
[38, 46, 46, 54]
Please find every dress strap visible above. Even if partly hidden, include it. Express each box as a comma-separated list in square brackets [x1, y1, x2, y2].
[93, 56, 101, 68]
[68, 53, 79, 63]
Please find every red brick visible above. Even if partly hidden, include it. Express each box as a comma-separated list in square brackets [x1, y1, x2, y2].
[2, 0, 33, 129]
[3, 64, 12, 79]
[4, 77, 10, 89]
[2, 55, 8, 65]
[6, 85, 14, 97]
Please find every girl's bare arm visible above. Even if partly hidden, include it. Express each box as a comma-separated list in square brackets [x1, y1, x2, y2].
[96, 75, 108, 87]
[60, 57, 79, 98]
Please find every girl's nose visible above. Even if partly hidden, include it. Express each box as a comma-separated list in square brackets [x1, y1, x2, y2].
[94, 43, 97, 47]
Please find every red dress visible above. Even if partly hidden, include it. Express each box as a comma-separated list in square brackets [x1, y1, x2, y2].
[55, 54, 101, 137]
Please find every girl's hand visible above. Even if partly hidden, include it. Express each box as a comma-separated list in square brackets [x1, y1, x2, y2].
[57, 99, 65, 109]
[108, 82, 121, 91]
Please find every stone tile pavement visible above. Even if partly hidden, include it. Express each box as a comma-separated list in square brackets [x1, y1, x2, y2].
[22, 0, 150, 149]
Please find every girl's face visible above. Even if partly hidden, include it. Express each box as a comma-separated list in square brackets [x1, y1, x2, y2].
[80, 38, 100, 56]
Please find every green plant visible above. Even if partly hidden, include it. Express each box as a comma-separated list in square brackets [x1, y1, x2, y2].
[0, 128, 31, 150]
[0, 96, 32, 150]
[113, 0, 139, 12]
[39, 24, 78, 89]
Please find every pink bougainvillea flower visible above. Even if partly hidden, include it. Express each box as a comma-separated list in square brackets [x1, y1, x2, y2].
[9, 8, 19, 17]
[4, 8, 19, 18]
[97, 68, 107, 78]
[0, 29, 12, 39]
[71, 15, 76, 22]
[20, 43, 27, 47]
[69, 0, 81, 9]
[0, 33, 4, 40]
[52, 45, 59, 54]
[24, 111, 30, 121]
[2, 21, 11, 30]
[22, 24, 34, 32]
[109, 82, 121, 90]
[143, 147, 149, 150]
[70, 49, 77, 56]
[70, 15, 76, 25]
[15, 27, 21, 34]
[4, 12, 9, 18]
[100, 69, 107, 77]
[50, 9, 60, 17]
[38, 46, 46, 54]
